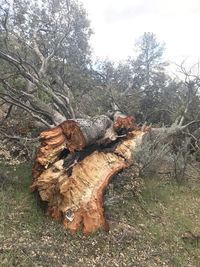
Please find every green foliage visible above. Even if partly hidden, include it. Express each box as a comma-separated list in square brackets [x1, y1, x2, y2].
[130, 33, 170, 122]
[0, 0, 93, 119]
[0, 0, 200, 128]
[10, 0, 92, 59]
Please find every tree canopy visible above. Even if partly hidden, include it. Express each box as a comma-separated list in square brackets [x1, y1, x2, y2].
[0, 0, 92, 126]
[0, 0, 199, 143]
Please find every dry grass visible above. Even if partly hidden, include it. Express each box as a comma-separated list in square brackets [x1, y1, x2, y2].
[1, 163, 200, 266]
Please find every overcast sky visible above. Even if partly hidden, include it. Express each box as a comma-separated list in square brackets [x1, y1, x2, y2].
[81, 0, 200, 65]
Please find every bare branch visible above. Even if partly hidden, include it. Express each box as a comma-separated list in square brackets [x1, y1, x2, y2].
[181, 120, 200, 130]
[0, 94, 52, 128]
[0, 104, 12, 124]
[0, 129, 39, 141]
[33, 31, 45, 62]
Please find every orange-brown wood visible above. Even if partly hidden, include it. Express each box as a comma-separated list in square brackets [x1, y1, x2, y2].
[60, 120, 86, 152]
[31, 115, 145, 234]
[113, 115, 137, 132]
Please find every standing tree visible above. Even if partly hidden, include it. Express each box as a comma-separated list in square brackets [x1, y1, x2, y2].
[131, 32, 169, 122]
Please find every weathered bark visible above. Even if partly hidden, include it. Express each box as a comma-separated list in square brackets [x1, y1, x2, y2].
[32, 115, 113, 176]
[31, 114, 197, 234]
[30, 114, 143, 234]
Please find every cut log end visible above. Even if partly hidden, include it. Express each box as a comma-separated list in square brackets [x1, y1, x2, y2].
[30, 114, 144, 235]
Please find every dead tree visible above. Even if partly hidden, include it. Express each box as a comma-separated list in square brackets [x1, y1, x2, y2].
[30, 113, 147, 234]
[30, 110, 200, 235]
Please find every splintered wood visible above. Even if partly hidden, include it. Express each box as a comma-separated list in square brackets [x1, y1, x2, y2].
[30, 115, 144, 235]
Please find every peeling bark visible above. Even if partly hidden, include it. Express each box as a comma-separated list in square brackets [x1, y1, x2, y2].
[30, 114, 143, 234]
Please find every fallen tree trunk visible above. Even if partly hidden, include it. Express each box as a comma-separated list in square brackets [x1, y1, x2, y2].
[30, 114, 146, 234]
[30, 114, 196, 234]
[31, 114, 136, 179]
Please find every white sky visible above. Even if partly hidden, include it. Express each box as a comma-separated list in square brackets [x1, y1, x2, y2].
[81, 0, 200, 65]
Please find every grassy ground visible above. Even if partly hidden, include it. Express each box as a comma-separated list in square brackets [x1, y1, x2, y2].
[1, 163, 200, 267]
